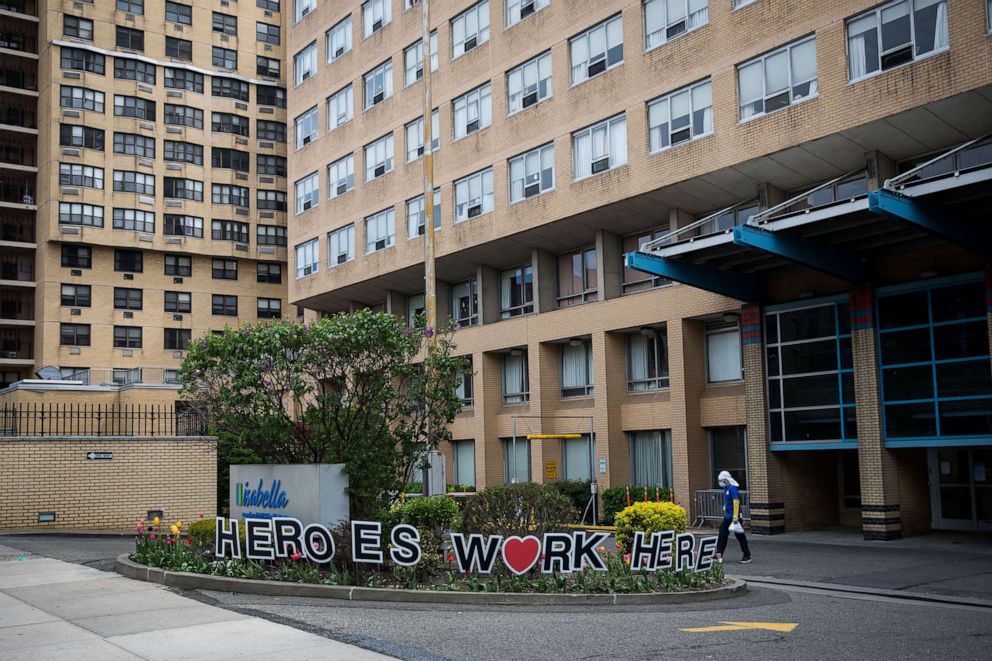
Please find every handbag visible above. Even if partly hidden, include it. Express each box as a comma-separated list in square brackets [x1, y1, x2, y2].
[729, 521, 745, 534]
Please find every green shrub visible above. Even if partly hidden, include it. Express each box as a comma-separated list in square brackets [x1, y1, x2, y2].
[613, 501, 687, 552]
[460, 483, 575, 538]
[548, 480, 592, 520]
[405, 481, 423, 494]
[389, 495, 460, 532]
[601, 486, 671, 525]
[446, 483, 476, 493]
[188, 518, 246, 550]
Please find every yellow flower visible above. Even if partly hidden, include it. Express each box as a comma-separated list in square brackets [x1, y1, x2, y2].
[170, 524, 179, 536]
[153, 516, 160, 526]
[175, 520, 183, 529]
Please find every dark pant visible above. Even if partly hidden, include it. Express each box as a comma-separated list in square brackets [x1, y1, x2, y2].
[716, 518, 750, 558]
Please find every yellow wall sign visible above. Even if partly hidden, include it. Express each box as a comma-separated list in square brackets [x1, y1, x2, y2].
[544, 461, 558, 480]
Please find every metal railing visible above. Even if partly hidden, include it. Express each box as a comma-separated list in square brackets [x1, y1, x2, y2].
[886, 134, 992, 190]
[0, 403, 207, 437]
[642, 199, 760, 251]
[692, 489, 750, 527]
[749, 169, 868, 225]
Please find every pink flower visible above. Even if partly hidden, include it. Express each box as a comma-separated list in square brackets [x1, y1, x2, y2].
[149, 534, 156, 541]
[136, 524, 143, 533]
[312, 542, 320, 550]
[615, 543, 622, 550]
[166, 537, 174, 545]
[623, 553, 631, 561]
[290, 552, 301, 561]
[199, 512, 205, 519]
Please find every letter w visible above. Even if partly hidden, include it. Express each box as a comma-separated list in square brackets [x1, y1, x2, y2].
[450, 533, 503, 574]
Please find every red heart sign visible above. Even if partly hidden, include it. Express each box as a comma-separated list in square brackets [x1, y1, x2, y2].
[501, 536, 541, 575]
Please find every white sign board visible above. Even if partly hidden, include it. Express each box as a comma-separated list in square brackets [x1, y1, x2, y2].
[229, 463, 349, 526]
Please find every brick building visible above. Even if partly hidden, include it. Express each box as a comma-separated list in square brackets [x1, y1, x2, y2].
[286, 0, 992, 538]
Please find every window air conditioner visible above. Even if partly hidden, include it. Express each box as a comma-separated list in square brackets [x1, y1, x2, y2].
[375, 238, 386, 250]
[373, 91, 384, 104]
[303, 199, 312, 210]
[301, 6, 309, 17]
[587, 58, 606, 77]
[464, 36, 477, 52]
[467, 204, 482, 218]
[466, 119, 479, 134]
[336, 253, 348, 264]
[666, 20, 686, 40]
[374, 164, 385, 177]
[417, 145, 424, 157]
[522, 91, 538, 108]
[671, 127, 691, 145]
[303, 265, 312, 275]
[372, 19, 382, 31]
[335, 46, 345, 57]
[591, 157, 610, 174]
[520, 2, 535, 18]
[336, 182, 347, 195]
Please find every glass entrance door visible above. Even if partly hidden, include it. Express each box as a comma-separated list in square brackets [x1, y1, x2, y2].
[929, 447, 992, 531]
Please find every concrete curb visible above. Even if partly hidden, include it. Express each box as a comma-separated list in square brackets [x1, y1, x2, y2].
[116, 554, 746, 606]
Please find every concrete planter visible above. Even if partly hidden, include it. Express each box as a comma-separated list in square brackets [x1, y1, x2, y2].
[115, 554, 746, 606]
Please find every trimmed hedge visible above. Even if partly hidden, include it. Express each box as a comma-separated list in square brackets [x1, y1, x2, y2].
[548, 480, 592, 520]
[601, 486, 671, 525]
[614, 501, 688, 552]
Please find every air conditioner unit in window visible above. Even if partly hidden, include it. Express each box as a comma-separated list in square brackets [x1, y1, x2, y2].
[666, 20, 686, 40]
[587, 58, 606, 77]
[417, 224, 425, 236]
[467, 204, 482, 218]
[881, 45, 913, 71]
[302, 134, 312, 145]
[464, 36, 477, 52]
[302, 199, 312, 210]
[520, 1, 535, 18]
[671, 127, 691, 145]
[123, 311, 133, 319]
[301, 6, 310, 17]
[336, 253, 347, 264]
[372, 19, 382, 31]
[336, 182, 347, 195]
[303, 265, 312, 275]
[416, 145, 424, 157]
[373, 91, 384, 104]
[522, 91, 538, 108]
[173, 277, 183, 283]
[591, 157, 610, 174]
[220, 34, 229, 42]
[416, 67, 423, 80]
[173, 314, 183, 321]
[466, 119, 479, 134]
[375, 239, 386, 250]
[374, 164, 385, 177]
[524, 182, 541, 198]
[335, 46, 345, 57]
[301, 71, 310, 81]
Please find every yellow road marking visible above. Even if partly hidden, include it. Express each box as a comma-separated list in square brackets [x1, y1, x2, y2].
[681, 621, 798, 633]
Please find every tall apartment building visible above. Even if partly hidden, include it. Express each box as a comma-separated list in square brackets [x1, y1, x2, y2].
[0, 0, 289, 395]
[287, 0, 992, 537]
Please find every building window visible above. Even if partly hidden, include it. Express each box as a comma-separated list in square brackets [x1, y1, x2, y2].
[164, 291, 192, 313]
[738, 36, 817, 121]
[212, 77, 249, 101]
[164, 215, 203, 237]
[500, 265, 533, 318]
[573, 114, 627, 179]
[165, 37, 192, 61]
[114, 249, 143, 272]
[296, 239, 319, 278]
[212, 258, 237, 280]
[257, 85, 286, 108]
[58, 203, 104, 227]
[295, 41, 317, 85]
[257, 225, 287, 246]
[60, 163, 104, 190]
[64, 15, 94, 40]
[766, 300, 856, 445]
[113, 325, 143, 348]
[453, 440, 475, 486]
[212, 294, 238, 316]
[116, 26, 144, 51]
[363, 0, 391, 37]
[257, 22, 281, 45]
[295, 106, 318, 148]
[60, 323, 91, 346]
[295, 0, 315, 22]
[365, 208, 395, 253]
[364, 60, 393, 109]
[258, 155, 287, 177]
[507, 51, 552, 115]
[847, 0, 948, 82]
[405, 110, 439, 162]
[452, 1, 490, 59]
[364, 133, 394, 180]
[62, 245, 92, 269]
[117, 0, 144, 14]
[212, 46, 237, 70]
[644, 0, 708, 49]
[509, 143, 554, 203]
[164, 328, 191, 350]
[406, 189, 441, 237]
[404, 32, 438, 85]
[113, 95, 155, 120]
[648, 79, 712, 152]
[621, 228, 671, 293]
[507, 0, 548, 28]
[164, 141, 203, 165]
[561, 339, 594, 398]
[451, 280, 478, 327]
[257, 0, 280, 10]
[328, 154, 355, 199]
[211, 220, 249, 243]
[60, 47, 105, 74]
[570, 15, 623, 84]
[211, 148, 249, 172]
[257, 55, 281, 79]
[60, 125, 104, 151]
[706, 320, 742, 383]
[113, 132, 155, 158]
[112, 368, 142, 385]
[562, 435, 593, 481]
[327, 16, 353, 62]
[628, 327, 669, 391]
[295, 172, 319, 213]
[164, 68, 203, 93]
[454, 168, 494, 222]
[113, 287, 143, 310]
[695, 200, 760, 236]
[503, 437, 531, 482]
[327, 85, 353, 131]
[456, 358, 474, 406]
[165, 255, 192, 276]
[406, 293, 425, 327]
[113, 208, 154, 233]
[502, 350, 529, 403]
[710, 427, 747, 490]
[165, 2, 192, 25]
[257, 298, 282, 319]
[877, 278, 991, 441]
[257, 263, 282, 284]
[163, 177, 203, 201]
[452, 83, 491, 139]
[114, 58, 155, 83]
[257, 190, 287, 211]
[256, 120, 286, 143]
[557, 247, 597, 307]
[60, 86, 105, 112]
[61, 284, 91, 307]
[212, 184, 250, 207]
[164, 105, 202, 129]
[630, 430, 673, 487]
[328, 224, 355, 265]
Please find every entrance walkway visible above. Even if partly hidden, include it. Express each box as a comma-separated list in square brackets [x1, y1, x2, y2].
[0, 543, 392, 660]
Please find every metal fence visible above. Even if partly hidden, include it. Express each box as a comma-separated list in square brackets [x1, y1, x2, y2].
[692, 489, 750, 527]
[0, 403, 207, 437]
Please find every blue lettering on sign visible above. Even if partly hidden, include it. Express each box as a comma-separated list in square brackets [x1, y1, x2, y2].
[236, 479, 290, 510]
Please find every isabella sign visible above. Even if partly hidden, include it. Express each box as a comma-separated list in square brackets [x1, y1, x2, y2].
[214, 517, 720, 574]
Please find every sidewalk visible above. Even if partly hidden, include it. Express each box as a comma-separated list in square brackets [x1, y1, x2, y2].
[0, 543, 391, 660]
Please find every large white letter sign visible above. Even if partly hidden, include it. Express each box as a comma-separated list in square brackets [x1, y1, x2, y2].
[450, 533, 503, 574]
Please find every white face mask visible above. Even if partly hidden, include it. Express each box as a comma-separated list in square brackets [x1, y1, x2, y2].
[719, 481, 728, 488]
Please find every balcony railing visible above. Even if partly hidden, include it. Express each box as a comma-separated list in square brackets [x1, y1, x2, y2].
[0, 254, 34, 281]
[0, 65, 37, 91]
[0, 30, 38, 54]
[0, 403, 208, 437]
[0, 177, 34, 204]
[0, 214, 34, 242]
[888, 134, 992, 189]
[0, 292, 32, 321]
[0, 141, 36, 167]
[0, 104, 37, 129]
[0, 329, 32, 359]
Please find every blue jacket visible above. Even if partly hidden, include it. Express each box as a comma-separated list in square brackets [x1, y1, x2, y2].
[723, 484, 740, 520]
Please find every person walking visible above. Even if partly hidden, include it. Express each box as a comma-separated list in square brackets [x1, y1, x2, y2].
[716, 470, 751, 564]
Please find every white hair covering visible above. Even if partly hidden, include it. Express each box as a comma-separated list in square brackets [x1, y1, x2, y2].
[718, 470, 739, 487]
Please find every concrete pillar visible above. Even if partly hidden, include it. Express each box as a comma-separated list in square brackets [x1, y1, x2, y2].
[596, 230, 621, 301]
[758, 182, 785, 210]
[478, 351, 505, 488]
[594, 330, 628, 493]
[384, 290, 406, 319]
[668, 318, 709, 518]
[850, 285, 903, 540]
[532, 248, 557, 314]
[866, 150, 897, 190]
[670, 207, 694, 230]
[741, 303, 786, 534]
[476, 265, 499, 324]
[435, 280, 451, 327]
[533, 341, 560, 484]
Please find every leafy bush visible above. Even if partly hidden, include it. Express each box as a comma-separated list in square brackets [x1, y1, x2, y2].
[405, 481, 423, 494]
[614, 501, 687, 552]
[383, 496, 460, 533]
[548, 480, 592, 520]
[460, 483, 575, 538]
[447, 483, 475, 493]
[601, 486, 671, 525]
[188, 518, 245, 550]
